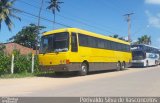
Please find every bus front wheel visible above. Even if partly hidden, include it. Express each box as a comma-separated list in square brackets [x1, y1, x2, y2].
[79, 63, 88, 76]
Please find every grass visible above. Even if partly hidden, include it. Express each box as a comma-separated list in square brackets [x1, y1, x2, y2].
[0, 73, 35, 79]
[0, 71, 55, 79]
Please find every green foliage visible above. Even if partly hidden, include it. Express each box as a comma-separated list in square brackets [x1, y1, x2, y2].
[13, 50, 39, 73]
[0, 0, 21, 31]
[0, 43, 5, 51]
[133, 35, 151, 45]
[0, 49, 40, 76]
[34, 55, 40, 73]
[0, 52, 11, 74]
[13, 50, 31, 73]
[47, 0, 63, 14]
[110, 34, 128, 42]
[47, 0, 63, 22]
[9, 24, 46, 49]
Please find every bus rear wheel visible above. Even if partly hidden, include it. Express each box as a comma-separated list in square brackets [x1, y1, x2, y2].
[155, 60, 158, 66]
[78, 63, 88, 76]
[116, 62, 121, 71]
[121, 62, 126, 70]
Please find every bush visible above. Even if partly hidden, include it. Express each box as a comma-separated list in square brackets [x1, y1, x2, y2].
[0, 51, 11, 74]
[0, 49, 40, 75]
[0, 44, 11, 75]
[13, 50, 39, 74]
[34, 55, 40, 73]
[13, 51, 31, 73]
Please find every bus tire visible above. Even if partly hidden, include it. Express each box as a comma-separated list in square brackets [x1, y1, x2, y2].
[146, 60, 149, 67]
[79, 63, 88, 76]
[155, 60, 158, 66]
[121, 62, 126, 70]
[116, 62, 121, 71]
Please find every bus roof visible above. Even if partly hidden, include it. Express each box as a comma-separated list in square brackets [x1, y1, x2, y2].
[43, 28, 130, 45]
[131, 44, 159, 50]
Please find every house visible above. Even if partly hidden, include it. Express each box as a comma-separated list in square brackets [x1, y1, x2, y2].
[3, 42, 37, 55]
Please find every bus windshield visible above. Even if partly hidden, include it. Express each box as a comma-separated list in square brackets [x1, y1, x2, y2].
[40, 32, 69, 53]
[132, 51, 146, 60]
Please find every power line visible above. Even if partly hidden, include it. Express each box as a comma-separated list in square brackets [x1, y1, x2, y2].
[20, 13, 55, 29]
[16, 0, 117, 34]
[132, 25, 149, 35]
[19, 9, 72, 28]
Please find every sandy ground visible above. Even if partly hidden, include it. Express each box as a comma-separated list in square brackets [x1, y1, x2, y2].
[0, 66, 159, 96]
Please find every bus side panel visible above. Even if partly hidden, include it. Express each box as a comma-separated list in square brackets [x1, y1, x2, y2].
[69, 46, 132, 71]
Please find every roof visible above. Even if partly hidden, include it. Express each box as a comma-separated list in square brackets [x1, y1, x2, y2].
[131, 44, 159, 50]
[43, 28, 130, 45]
[3, 42, 37, 55]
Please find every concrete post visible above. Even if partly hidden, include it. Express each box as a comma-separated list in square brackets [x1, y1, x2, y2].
[11, 54, 14, 74]
[31, 54, 35, 73]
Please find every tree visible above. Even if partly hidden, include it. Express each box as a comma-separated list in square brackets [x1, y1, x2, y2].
[47, 0, 63, 27]
[112, 34, 119, 38]
[110, 34, 126, 41]
[9, 24, 46, 49]
[0, 43, 5, 51]
[135, 35, 151, 45]
[0, 0, 21, 31]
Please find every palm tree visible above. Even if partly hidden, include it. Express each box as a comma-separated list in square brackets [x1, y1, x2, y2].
[47, 0, 63, 27]
[0, 0, 21, 31]
[136, 35, 151, 45]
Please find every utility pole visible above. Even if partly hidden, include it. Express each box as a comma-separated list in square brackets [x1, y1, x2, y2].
[36, 0, 44, 55]
[124, 13, 134, 42]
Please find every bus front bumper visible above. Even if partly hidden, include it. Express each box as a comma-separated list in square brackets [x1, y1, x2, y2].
[39, 63, 81, 72]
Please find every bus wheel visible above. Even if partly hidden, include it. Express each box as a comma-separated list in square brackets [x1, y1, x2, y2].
[121, 62, 126, 70]
[146, 60, 149, 67]
[155, 60, 158, 66]
[116, 62, 121, 71]
[79, 63, 88, 76]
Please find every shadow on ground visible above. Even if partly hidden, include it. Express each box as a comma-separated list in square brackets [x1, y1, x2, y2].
[36, 68, 129, 78]
[130, 65, 159, 68]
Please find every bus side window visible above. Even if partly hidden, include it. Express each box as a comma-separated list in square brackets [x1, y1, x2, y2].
[71, 33, 78, 52]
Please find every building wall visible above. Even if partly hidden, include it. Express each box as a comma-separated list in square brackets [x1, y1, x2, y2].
[4, 43, 37, 55]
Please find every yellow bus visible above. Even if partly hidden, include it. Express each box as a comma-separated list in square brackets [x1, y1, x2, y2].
[39, 28, 132, 76]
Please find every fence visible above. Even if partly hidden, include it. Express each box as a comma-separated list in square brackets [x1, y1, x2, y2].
[0, 50, 39, 75]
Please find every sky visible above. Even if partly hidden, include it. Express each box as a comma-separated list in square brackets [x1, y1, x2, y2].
[0, 0, 160, 48]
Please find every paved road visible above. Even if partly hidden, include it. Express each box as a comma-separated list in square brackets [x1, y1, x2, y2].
[0, 66, 160, 97]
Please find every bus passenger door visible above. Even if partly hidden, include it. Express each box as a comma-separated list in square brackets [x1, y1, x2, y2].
[71, 33, 78, 52]
[70, 32, 80, 63]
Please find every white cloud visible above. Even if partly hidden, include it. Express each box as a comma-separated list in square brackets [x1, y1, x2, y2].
[145, 0, 160, 5]
[145, 10, 160, 28]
